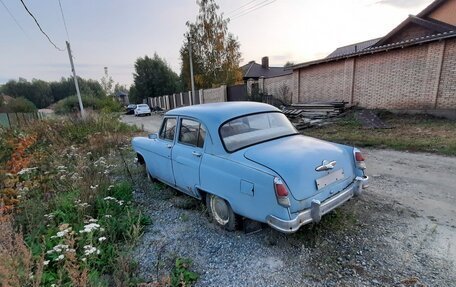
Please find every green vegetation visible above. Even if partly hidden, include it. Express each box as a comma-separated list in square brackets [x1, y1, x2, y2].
[0, 96, 37, 113]
[0, 115, 149, 286]
[54, 95, 123, 114]
[1, 77, 105, 109]
[302, 111, 456, 156]
[171, 258, 199, 287]
[129, 54, 181, 104]
[180, 0, 242, 90]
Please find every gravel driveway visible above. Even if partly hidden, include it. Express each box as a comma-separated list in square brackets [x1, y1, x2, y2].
[124, 114, 456, 286]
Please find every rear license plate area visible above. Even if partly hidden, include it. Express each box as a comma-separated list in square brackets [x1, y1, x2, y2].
[316, 169, 344, 190]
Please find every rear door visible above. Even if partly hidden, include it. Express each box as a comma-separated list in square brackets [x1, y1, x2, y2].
[153, 117, 177, 185]
[172, 118, 206, 196]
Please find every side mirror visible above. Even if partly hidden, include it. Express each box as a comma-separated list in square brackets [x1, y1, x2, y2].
[148, 133, 158, 139]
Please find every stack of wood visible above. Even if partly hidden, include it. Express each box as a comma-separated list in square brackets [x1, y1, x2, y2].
[282, 101, 349, 130]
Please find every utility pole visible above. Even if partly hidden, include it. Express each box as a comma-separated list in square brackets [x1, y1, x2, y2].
[66, 41, 85, 118]
[188, 36, 196, 101]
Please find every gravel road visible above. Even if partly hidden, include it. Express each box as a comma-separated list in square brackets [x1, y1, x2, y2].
[124, 114, 456, 286]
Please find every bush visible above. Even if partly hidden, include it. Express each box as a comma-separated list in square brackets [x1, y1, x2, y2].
[54, 95, 123, 114]
[1, 97, 37, 113]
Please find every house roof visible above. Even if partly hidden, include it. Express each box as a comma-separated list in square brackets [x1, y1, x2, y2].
[375, 14, 455, 46]
[241, 61, 292, 79]
[417, 0, 447, 17]
[290, 0, 456, 71]
[326, 38, 381, 59]
[288, 30, 456, 70]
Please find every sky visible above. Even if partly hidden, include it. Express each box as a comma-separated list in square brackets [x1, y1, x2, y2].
[0, 0, 434, 87]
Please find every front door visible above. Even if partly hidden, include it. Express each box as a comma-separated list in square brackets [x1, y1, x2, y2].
[153, 117, 177, 185]
[172, 118, 206, 196]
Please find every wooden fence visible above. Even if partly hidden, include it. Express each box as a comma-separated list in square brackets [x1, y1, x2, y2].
[0, 112, 47, 128]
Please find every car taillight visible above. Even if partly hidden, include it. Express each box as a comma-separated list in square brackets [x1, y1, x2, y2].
[354, 149, 366, 170]
[355, 152, 364, 162]
[274, 177, 290, 207]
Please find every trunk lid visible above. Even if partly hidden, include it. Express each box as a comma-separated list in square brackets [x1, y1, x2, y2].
[243, 135, 355, 201]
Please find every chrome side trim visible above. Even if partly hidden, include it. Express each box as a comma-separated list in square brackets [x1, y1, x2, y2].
[266, 176, 369, 233]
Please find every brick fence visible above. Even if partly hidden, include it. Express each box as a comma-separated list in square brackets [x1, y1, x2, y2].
[293, 37, 456, 110]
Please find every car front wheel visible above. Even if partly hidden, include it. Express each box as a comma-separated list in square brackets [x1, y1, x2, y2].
[206, 194, 238, 231]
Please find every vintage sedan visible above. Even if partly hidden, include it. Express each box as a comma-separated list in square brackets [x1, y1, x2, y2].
[132, 102, 368, 233]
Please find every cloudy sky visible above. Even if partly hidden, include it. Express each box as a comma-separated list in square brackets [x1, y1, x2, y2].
[0, 0, 433, 87]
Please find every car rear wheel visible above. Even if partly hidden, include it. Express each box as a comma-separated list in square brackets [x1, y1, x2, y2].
[206, 194, 238, 231]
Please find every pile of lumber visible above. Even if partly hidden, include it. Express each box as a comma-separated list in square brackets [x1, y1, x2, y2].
[282, 101, 349, 130]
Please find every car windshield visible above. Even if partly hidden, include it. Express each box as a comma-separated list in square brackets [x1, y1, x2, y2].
[220, 112, 297, 152]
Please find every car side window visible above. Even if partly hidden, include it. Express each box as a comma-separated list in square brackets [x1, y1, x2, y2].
[178, 119, 206, 148]
[159, 118, 177, 141]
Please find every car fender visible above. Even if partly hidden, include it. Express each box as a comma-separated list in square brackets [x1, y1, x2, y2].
[199, 153, 291, 223]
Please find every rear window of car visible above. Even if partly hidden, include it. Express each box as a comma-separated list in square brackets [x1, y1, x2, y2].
[220, 112, 297, 152]
[137, 104, 148, 108]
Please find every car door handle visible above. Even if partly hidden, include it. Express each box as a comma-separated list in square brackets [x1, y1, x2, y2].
[192, 151, 202, 157]
[167, 144, 172, 149]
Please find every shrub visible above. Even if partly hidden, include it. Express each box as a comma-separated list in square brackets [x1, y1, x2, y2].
[54, 95, 123, 114]
[1, 97, 37, 113]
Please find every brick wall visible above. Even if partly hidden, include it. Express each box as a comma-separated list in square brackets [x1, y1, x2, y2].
[293, 38, 456, 110]
[436, 39, 456, 108]
[263, 74, 293, 104]
[296, 59, 353, 103]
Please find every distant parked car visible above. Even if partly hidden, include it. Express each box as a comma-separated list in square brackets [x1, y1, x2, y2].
[132, 102, 368, 233]
[125, 104, 137, 115]
[134, 104, 151, 116]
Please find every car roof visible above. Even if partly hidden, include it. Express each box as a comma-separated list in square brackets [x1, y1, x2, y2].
[165, 102, 280, 127]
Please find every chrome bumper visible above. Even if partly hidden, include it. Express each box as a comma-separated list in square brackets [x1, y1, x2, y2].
[266, 176, 369, 233]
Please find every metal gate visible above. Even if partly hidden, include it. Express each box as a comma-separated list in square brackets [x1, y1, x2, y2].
[227, 84, 248, 101]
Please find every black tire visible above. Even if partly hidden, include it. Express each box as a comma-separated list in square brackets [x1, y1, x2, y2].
[206, 194, 238, 231]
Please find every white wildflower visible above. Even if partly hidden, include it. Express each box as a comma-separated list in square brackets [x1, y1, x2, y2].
[107, 185, 114, 190]
[104, 214, 112, 218]
[88, 218, 98, 223]
[98, 237, 107, 242]
[79, 223, 100, 233]
[83, 245, 99, 256]
[81, 257, 87, 262]
[90, 185, 99, 190]
[86, 151, 92, 155]
[55, 254, 64, 261]
[17, 167, 38, 175]
[43, 260, 50, 266]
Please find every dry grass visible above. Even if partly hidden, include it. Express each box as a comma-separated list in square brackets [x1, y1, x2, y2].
[302, 111, 456, 156]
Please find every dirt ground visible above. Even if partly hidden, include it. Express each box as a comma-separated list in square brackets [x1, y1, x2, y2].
[123, 114, 456, 286]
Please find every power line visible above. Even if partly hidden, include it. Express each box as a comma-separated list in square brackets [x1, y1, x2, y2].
[0, 0, 28, 36]
[19, 0, 64, 51]
[229, 0, 277, 20]
[58, 0, 70, 41]
[225, 0, 260, 17]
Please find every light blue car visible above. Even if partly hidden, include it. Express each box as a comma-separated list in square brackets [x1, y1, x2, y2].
[132, 102, 368, 233]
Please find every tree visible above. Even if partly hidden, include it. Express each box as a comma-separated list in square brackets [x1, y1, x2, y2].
[100, 67, 114, 96]
[180, 0, 242, 90]
[132, 54, 180, 102]
[284, 61, 295, 68]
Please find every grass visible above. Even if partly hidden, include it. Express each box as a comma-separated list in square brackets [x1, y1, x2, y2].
[0, 114, 151, 286]
[302, 111, 456, 156]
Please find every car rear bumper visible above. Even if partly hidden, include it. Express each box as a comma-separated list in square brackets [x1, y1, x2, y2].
[266, 175, 369, 233]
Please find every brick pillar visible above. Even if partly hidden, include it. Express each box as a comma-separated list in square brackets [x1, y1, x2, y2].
[199, 89, 204, 104]
[343, 58, 355, 104]
[221, 85, 227, 102]
[292, 69, 300, 103]
[422, 41, 445, 109]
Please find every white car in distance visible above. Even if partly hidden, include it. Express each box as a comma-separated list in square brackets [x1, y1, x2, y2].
[134, 104, 151, 116]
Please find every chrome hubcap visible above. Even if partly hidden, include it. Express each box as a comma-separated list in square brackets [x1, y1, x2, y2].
[210, 195, 229, 225]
